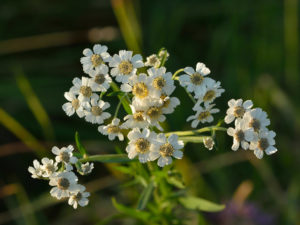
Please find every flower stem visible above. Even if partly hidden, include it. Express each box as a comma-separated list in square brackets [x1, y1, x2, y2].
[165, 126, 227, 137]
[114, 94, 127, 118]
[172, 68, 184, 79]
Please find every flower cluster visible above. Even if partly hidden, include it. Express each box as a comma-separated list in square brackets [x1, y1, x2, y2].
[63, 44, 184, 167]
[28, 145, 93, 209]
[179, 63, 225, 128]
[225, 99, 277, 159]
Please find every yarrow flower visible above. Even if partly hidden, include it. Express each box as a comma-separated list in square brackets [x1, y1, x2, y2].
[149, 134, 184, 167]
[80, 44, 111, 73]
[70, 77, 97, 102]
[98, 118, 124, 141]
[145, 54, 160, 68]
[88, 65, 112, 92]
[203, 137, 215, 150]
[225, 99, 253, 124]
[28, 160, 43, 179]
[78, 162, 94, 175]
[52, 145, 78, 171]
[62, 91, 86, 118]
[84, 94, 111, 124]
[109, 50, 143, 84]
[187, 104, 220, 128]
[68, 184, 90, 209]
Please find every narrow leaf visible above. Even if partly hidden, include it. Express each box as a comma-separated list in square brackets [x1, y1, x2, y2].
[137, 181, 155, 210]
[75, 131, 87, 156]
[179, 196, 225, 212]
[110, 82, 132, 114]
[106, 91, 124, 97]
[79, 154, 135, 163]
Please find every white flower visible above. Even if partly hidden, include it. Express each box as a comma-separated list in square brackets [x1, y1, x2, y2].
[79, 162, 94, 175]
[41, 158, 58, 177]
[109, 50, 143, 83]
[160, 95, 180, 114]
[249, 129, 277, 159]
[203, 137, 215, 150]
[227, 118, 255, 151]
[126, 128, 158, 163]
[225, 99, 253, 124]
[28, 160, 43, 179]
[178, 62, 214, 97]
[187, 104, 219, 128]
[80, 44, 111, 73]
[195, 80, 224, 104]
[149, 134, 184, 167]
[62, 91, 86, 118]
[88, 64, 112, 92]
[52, 145, 78, 171]
[120, 102, 149, 129]
[148, 67, 175, 96]
[49, 171, 79, 199]
[84, 94, 111, 124]
[68, 185, 90, 209]
[243, 108, 270, 132]
[98, 118, 124, 141]
[121, 73, 160, 100]
[70, 77, 97, 102]
[145, 54, 160, 68]
[142, 98, 165, 131]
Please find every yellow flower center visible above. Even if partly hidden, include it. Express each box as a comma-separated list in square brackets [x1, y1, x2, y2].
[198, 111, 210, 120]
[190, 72, 204, 85]
[133, 111, 145, 122]
[80, 86, 92, 97]
[71, 99, 80, 110]
[233, 106, 245, 118]
[132, 82, 148, 98]
[146, 106, 161, 119]
[91, 54, 103, 67]
[153, 77, 166, 90]
[159, 143, 174, 157]
[45, 164, 55, 173]
[94, 74, 106, 84]
[258, 138, 269, 151]
[135, 138, 150, 153]
[57, 178, 70, 190]
[118, 61, 133, 75]
[249, 118, 260, 132]
[203, 90, 216, 102]
[107, 125, 120, 134]
[59, 151, 70, 163]
[234, 130, 245, 142]
[91, 106, 102, 116]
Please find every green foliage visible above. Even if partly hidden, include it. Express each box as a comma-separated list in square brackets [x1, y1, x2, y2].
[137, 181, 155, 210]
[74, 131, 87, 156]
[179, 196, 225, 212]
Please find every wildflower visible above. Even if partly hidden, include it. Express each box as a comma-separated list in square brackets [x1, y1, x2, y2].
[84, 94, 111, 124]
[148, 67, 175, 96]
[121, 103, 149, 129]
[195, 80, 224, 104]
[249, 129, 277, 159]
[225, 99, 253, 124]
[70, 77, 97, 102]
[126, 128, 158, 163]
[49, 171, 79, 199]
[88, 64, 112, 92]
[62, 91, 86, 118]
[187, 104, 219, 128]
[80, 44, 111, 73]
[79, 162, 94, 175]
[121, 73, 159, 100]
[178, 62, 213, 97]
[227, 118, 255, 151]
[149, 134, 184, 167]
[145, 54, 161, 68]
[160, 95, 180, 114]
[28, 160, 43, 179]
[52, 145, 78, 171]
[41, 158, 58, 177]
[98, 118, 124, 141]
[203, 137, 215, 150]
[143, 98, 165, 131]
[158, 49, 169, 60]
[68, 185, 90, 209]
[109, 50, 143, 84]
[243, 108, 270, 132]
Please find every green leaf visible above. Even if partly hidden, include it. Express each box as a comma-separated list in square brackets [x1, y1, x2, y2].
[137, 181, 155, 210]
[79, 154, 135, 163]
[179, 196, 225, 212]
[166, 176, 185, 189]
[112, 198, 151, 222]
[75, 131, 87, 156]
[106, 91, 124, 97]
[110, 82, 132, 114]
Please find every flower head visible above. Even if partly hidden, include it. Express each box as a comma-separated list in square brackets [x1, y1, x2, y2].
[145, 54, 160, 68]
[148, 67, 175, 96]
[98, 118, 124, 141]
[70, 77, 97, 102]
[187, 104, 219, 128]
[225, 99, 253, 124]
[52, 145, 78, 171]
[250, 129, 277, 159]
[203, 137, 215, 150]
[41, 157, 58, 177]
[68, 184, 90, 209]
[196, 80, 224, 104]
[78, 162, 94, 175]
[243, 108, 270, 132]
[88, 64, 112, 92]
[84, 94, 111, 124]
[62, 91, 86, 118]
[28, 160, 43, 179]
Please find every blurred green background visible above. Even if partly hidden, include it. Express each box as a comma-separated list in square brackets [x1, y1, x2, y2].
[0, 0, 299, 224]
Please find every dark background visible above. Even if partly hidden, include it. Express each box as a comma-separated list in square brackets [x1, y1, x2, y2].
[0, 0, 299, 224]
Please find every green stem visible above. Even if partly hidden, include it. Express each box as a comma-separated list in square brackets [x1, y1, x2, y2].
[184, 87, 196, 104]
[79, 154, 134, 163]
[172, 68, 184, 79]
[114, 94, 126, 118]
[165, 126, 227, 137]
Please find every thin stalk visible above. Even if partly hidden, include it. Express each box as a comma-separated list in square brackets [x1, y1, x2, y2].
[172, 68, 184, 79]
[165, 126, 227, 137]
[114, 94, 127, 118]
[184, 87, 196, 104]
